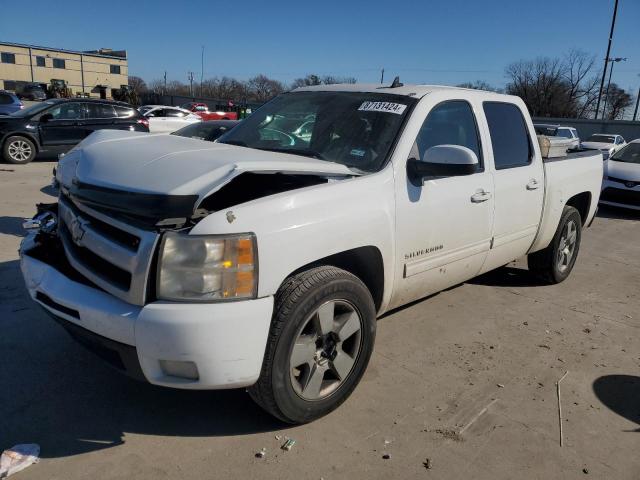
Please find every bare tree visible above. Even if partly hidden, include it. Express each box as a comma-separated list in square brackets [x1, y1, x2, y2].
[456, 80, 502, 92]
[291, 74, 357, 89]
[128, 76, 147, 94]
[247, 74, 285, 102]
[602, 83, 633, 120]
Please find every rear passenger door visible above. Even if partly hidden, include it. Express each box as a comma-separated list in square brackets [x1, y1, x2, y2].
[82, 102, 117, 137]
[480, 101, 544, 273]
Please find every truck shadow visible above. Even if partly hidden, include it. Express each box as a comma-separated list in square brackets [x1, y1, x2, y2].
[0, 259, 283, 460]
[596, 205, 640, 221]
[593, 375, 640, 432]
[467, 265, 546, 288]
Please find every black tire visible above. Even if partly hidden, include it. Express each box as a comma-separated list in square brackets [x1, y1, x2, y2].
[3, 135, 37, 164]
[249, 266, 376, 424]
[528, 206, 582, 284]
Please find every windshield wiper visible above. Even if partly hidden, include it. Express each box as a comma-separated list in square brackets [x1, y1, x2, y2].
[256, 147, 326, 160]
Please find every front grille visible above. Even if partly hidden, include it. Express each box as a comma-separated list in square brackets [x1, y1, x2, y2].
[608, 176, 640, 188]
[600, 187, 640, 207]
[58, 196, 159, 305]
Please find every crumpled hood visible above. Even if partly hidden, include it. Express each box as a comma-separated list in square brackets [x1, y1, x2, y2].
[581, 141, 614, 151]
[59, 130, 357, 203]
[605, 159, 640, 181]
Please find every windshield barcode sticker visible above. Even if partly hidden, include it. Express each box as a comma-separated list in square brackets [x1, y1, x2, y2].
[358, 101, 407, 115]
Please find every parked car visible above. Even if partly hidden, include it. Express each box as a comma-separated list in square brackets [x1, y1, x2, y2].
[0, 90, 24, 115]
[181, 102, 239, 121]
[16, 83, 47, 101]
[581, 133, 626, 160]
[600, 139, 640, 210]
[0, 99, 149, 164]
[534, 124, 580, 150]
[171, 120, 239, 142]
[140, 105, 201, 133]
[22, 84, 602, 423]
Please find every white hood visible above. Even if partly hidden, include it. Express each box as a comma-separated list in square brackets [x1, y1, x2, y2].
[605, 159, 640, 181]
[57, 130, 357, 203]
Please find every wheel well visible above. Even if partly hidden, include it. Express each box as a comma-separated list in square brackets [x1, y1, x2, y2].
[2, 133, 40, 153]
[566, 192, 591, 226]
[289, 246, 385, 311]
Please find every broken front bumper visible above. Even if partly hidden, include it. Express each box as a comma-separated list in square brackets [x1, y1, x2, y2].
[20, 233, 274, 389]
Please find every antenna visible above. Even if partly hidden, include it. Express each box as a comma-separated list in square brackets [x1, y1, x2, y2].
[390, 76, 403, 88]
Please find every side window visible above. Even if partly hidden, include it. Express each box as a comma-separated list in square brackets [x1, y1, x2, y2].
[46, 103, 83, 120]
[115, 106, 135, 118]
[85, 103, 117, 119]
[483, 102, 531, 170]
[557, 129, 572, 138]
[149, 109, 165, 117]
[413, 100, 482, 166]
[165, 109, 187, 117]
[0, 93, 13, 105]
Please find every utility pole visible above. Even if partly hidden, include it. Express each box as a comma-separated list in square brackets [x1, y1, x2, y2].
[380, 68, 385, 84]
[200, 45, 204, 96]
[163, 71, 167, 95]
[188, 71, 194, 97]
[595, 0, 619, 119]
[633, 85, 640, 122]
[601, 57, 627, 120]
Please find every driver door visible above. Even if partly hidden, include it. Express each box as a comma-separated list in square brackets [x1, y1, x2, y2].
[392, 99, 495, 308]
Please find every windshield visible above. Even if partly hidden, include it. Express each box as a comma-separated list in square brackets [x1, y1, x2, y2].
[10, 101, 55, 118]
[586, 135, 614, 143]
[610, 143, 640, 164]
[218, 91, 416, 172]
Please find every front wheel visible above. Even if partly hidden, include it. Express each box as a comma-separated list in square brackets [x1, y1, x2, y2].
[528, 206, 582, 284]
[249, 266, 376, 424]
[3, 136, 37, 164]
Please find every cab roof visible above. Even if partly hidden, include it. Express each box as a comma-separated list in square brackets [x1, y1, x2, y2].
[292, 82, 516, 101]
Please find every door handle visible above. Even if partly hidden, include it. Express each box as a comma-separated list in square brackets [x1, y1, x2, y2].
[526, 179, 540, 190]
[471, 189, 492, 203]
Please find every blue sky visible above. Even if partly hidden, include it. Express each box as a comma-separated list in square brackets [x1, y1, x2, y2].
[1, 0, 639, 92]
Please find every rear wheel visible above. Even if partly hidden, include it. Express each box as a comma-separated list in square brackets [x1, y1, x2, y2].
[528, 206, 582, 284]
[249, 266, 376, 424]
[3, 136, 37, 164]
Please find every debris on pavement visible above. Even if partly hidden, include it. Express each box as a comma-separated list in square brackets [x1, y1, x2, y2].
[0, 444, 40, 478]
[583, 467, 589, 474]
[255, 448, 267, 459]
[556, 370, 569, 446]
[382, 454, 391, 460]
[497, 383, 505, 388]
[274, 435, 282, 441]
[423, 458, 432, 469]
[281, 439, 296, 451]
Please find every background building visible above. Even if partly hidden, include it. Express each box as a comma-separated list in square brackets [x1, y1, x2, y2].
[0, 41, 128, 99]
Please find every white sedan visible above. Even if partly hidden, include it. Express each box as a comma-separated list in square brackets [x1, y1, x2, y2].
[140, 105, 201, 133]
[581, 133, 626, 160]
[600, 139, 640, 211]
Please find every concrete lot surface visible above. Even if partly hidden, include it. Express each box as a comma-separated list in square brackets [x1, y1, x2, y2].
[1, 160, 639, 479]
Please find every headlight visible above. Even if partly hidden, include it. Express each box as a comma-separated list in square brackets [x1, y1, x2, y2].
[157, 232, 257, 301]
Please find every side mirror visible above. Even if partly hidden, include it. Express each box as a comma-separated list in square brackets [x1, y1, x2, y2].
[40, 113, 53, 123]
[407, 144, 479, 186]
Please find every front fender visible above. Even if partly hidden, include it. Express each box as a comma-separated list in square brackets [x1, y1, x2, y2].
[190, 167, 396, 311]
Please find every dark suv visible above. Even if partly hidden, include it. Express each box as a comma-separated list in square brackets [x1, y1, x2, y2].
[0, 99, 150, 164]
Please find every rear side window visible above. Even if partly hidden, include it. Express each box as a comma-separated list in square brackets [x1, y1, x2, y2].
[85, 103, 117, 119]
[148, 108, 165, 117]
[165, 109, 188, 117]
[557, 129, 572, 138]
[0, 93, 13, 104]
[115, 106, 135, 118]
[413, 100, 482, 166]
[483, 102, 531, 170]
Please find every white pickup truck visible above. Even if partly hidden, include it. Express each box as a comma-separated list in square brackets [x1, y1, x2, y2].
[20, 83, 603, 424]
